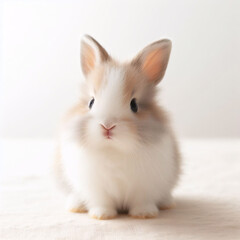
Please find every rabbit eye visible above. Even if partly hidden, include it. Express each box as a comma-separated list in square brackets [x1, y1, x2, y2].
[130, 98, 138, 113]
[89, 98, 95, 109]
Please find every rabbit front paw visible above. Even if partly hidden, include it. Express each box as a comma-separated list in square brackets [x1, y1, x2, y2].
[129, 204, 159, 219]
[89, 207, 117, 220]
[66, 194, 87, 213]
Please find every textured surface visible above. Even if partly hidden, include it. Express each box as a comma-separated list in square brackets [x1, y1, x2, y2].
[0, 139, 240, 239]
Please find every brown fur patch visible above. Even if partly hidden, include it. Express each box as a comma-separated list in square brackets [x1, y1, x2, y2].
[89, 65, 105, 94]
[149, 104, 169, 123]
[121, 117, 138, 136]
[89, 60, 120, 95]
[123, 63, 169, 127]
[123, 66, 139, 104]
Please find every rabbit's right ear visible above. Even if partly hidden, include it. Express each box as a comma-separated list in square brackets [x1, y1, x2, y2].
[81, 35, 110, 76]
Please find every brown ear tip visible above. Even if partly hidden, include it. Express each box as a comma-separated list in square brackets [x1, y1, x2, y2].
[148, 38, 172, 52]
[81, 34, 93, 43]
[84, 34, 93, 39]
[159, 39, 172, 48]
[83, 34, 91, 38]
[161, 38, 172, 43]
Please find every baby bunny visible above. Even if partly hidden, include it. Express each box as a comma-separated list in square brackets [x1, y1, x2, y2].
[54, 35, 181, 220]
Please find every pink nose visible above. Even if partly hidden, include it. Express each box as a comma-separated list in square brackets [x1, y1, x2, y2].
[100, 124, 116, 131]
[100, 124, 116, 139]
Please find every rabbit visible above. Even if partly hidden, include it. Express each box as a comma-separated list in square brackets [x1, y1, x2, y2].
[54, 35, 181, 220]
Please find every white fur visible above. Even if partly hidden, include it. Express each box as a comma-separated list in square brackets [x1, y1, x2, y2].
[58, 37, 180, 219]
[91, 65, 126, 124]
[60, 121, 178, 218]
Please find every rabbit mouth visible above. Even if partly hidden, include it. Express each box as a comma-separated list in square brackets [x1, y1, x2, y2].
[101, 124, 116, 140]
[103, 130, 113, 140]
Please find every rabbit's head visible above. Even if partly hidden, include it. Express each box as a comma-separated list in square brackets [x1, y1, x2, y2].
[68, 35, 172, 152]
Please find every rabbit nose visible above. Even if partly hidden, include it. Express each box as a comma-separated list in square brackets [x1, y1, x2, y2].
[100, 124, 116, 131]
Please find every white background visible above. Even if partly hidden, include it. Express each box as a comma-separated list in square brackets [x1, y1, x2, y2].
[1, 0, 240, 139]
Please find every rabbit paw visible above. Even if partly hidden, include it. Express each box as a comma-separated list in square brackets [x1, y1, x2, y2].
[89, 207, 117, 220]
[158, 196, 175, 210]
[66, 194, 87, 213]
[129, 204, 159, 219]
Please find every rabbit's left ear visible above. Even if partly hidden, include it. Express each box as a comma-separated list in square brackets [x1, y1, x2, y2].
[132, 39, 172, 84]
[81, 35, 110, 76]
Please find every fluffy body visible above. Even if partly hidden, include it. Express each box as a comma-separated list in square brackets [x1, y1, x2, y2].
[55, 36, 181, 219]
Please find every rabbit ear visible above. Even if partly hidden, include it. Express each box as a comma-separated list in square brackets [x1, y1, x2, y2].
[81, 35, 110, 76]
[132, 39, 172, 85]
